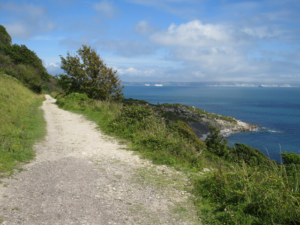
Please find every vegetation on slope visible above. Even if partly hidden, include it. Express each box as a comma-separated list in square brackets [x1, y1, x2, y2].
[0, 25, 59, 94]
[55, 92, 300, 225]
[0, 73, 46, 177]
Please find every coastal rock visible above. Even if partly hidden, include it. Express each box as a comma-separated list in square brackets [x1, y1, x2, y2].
[159, 104, 258, 140]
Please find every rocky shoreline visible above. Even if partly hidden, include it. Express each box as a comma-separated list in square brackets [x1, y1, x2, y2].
[159, 103, 259, 140]
[189, 118, 259, 140]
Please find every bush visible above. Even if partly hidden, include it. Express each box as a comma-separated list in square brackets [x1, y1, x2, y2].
[205, 125, 228, 156]
[229, 143, 273, 167]
[281, 151, 300, 165]
[56, 93, 89, 108]
[1, 63, 42, 93]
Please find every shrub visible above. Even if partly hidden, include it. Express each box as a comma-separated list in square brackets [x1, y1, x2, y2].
[281, 151, 300, 165]
[1, 63, 42, 93]
[205, 125, 228, 156]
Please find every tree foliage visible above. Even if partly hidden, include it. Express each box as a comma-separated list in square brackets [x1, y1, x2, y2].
[59, 45, 123, 101]
[2, 44, 49, 81]
[0, 25, 12, 53]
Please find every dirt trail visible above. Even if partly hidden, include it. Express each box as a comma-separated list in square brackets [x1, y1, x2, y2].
[0, 95, 199, 225]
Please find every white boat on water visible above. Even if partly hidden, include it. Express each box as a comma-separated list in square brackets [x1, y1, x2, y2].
[145, 84, 150, 86]
[155, 84, 163, 87]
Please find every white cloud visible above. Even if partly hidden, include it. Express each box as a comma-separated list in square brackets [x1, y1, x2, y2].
[147, 20, 300, 82]
[94, 0, 118, 18]
[242, 26, 280, 39]
[45, 62, 63, 75]
[150, 20, 250, 48]
[116, 67, 155, 77]
[134, 21, 155, 35]
[2, 2, 56, 39]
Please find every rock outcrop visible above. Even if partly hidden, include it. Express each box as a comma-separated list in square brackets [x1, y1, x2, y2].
[160, 103, 258, 140]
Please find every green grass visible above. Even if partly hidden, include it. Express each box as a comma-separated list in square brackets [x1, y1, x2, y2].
[55, 93, 300, 225]
[0, 73, 46, 177]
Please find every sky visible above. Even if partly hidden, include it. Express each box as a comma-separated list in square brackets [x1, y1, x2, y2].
[1, 0, 300, 84]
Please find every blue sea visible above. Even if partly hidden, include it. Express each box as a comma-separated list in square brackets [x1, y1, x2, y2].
[123, 86, 300, 162]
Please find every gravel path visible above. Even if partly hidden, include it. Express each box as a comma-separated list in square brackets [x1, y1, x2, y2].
[0, 95, 199, 225]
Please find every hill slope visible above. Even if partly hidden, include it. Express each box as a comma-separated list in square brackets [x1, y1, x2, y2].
[0, 73, 45, 176]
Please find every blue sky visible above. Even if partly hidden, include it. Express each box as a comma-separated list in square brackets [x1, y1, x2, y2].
[1, 0, 300, 84]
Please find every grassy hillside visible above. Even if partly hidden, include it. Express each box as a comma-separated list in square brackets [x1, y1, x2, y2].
[0, 73, 45, 177]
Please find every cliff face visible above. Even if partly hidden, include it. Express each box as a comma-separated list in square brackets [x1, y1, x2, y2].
[160, 103, 258, 139]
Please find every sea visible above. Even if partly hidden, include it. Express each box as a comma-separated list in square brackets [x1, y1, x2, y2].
[123, 86, 300, 162]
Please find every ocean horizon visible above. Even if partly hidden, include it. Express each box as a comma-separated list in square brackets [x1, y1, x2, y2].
[123, 85, 300, 162]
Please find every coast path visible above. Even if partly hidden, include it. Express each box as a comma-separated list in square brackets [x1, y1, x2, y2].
[0, 95, 199, 225]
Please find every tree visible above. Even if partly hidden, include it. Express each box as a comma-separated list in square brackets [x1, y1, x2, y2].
[59, 45, 123, 101]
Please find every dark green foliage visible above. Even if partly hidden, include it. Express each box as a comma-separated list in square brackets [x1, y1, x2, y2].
[0, 62, 42, 93]
[205, 125, 228, 156]
[205, 126, 274, 167]
[122, 98, 150, 106]
[59, 45, 123, 101]
[41, 75, 61, 94]
[2, 44, 49, 81]
[229, 143, 273, 167]
[0, 25, 51, 93]
[281, 151, 300, 165]
[0, 25, 12, 53]
[0, 54, 13, 65]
